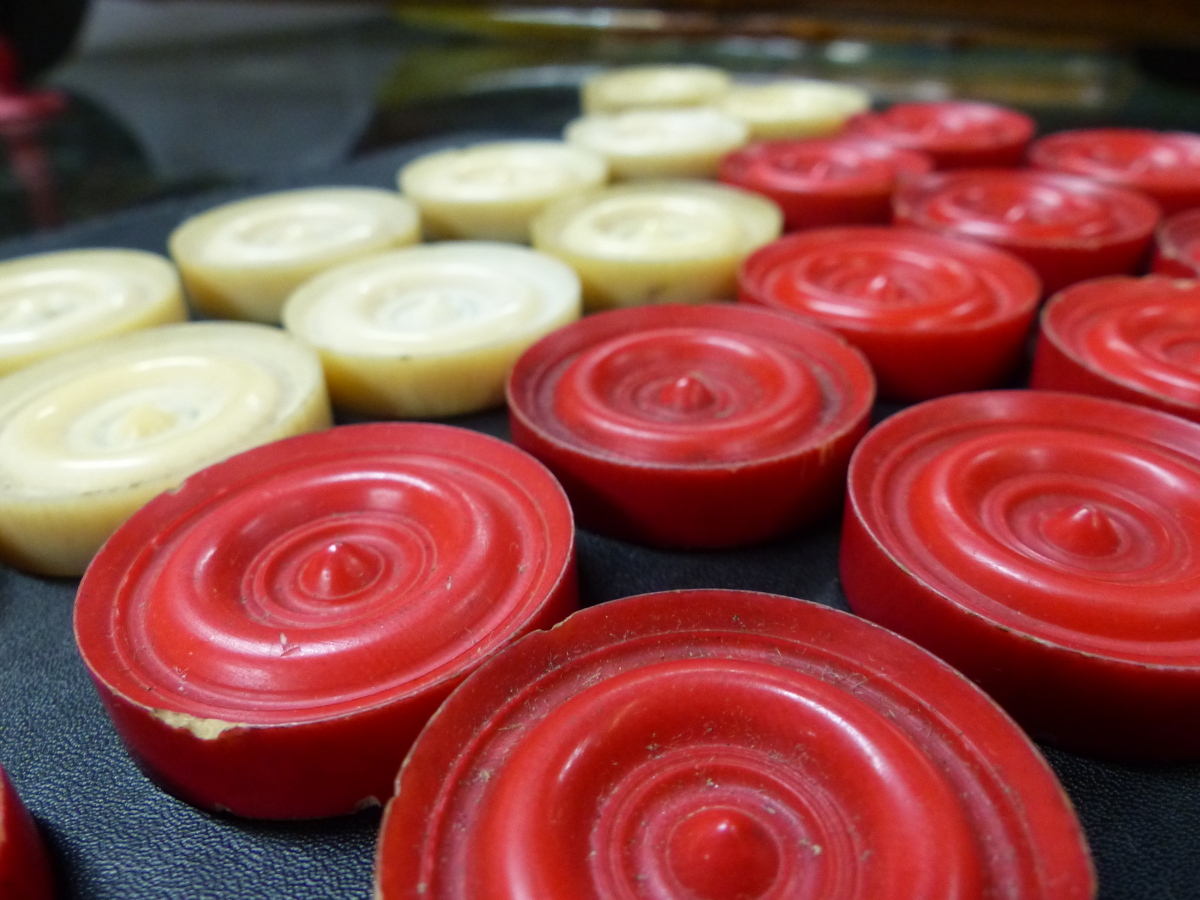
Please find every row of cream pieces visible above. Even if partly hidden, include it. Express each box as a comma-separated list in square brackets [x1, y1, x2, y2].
[0, 238, 597, 576]
[0, 178, 780, 367]
[176, 168, 785, 322]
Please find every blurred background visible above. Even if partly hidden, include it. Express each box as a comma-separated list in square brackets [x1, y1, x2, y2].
[1, 0, 1198, 239]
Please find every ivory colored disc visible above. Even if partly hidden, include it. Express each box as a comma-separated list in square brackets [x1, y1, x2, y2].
[0, 322, 331, 575]
[0, 249, 186, 376]
[565, 107, 749, 180]
[581, 64, 732, 114]
[720, 79, 871, 140]
[285, 242, 581, 418]
[532, 180, 782, 309]
[398, 141, 608, 243]
[169, 188, 420, 323]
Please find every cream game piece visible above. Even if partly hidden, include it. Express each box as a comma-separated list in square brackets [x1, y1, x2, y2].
[532, 180, 782, 310]
[284, 242, 581, 418]
[398, 141, 607, 243]
[0, 322, 330, 575]
[0, 249, 186, 376]
[565, 107, 749, 180]
[720, 79, 871, 139]
[169, 187, 420, 323]
[581, 64, 732, 114]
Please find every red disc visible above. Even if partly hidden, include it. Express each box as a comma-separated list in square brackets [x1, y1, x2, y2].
[375, 589, 1094, 900]
[507, 304, 874, 547]
[1029, 128, 1200, 215]
[1031, 276, 1200, 422]
[843, 390, 1200, 759]
[895, 169, 1161, 295]
[739, 226, 1041, 399]
[841, 100, 1035, 169]
[74, 423, 577, 818]
[718, 138, 933, 231]
[1153, 207, 1200, 278]
[0, 766, 54, 900]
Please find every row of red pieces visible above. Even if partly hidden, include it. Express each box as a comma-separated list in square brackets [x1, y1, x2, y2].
[740, 227, 1200, 413]
[731, 101, 1200, 223]
[70, 306, 1200, 803]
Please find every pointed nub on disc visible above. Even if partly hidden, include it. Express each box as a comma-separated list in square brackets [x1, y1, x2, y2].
[1040, 503, 1122, 558]
[667, 806, 781, 900]
[658, 373, 718, 414]
[297, 540, 384, 600]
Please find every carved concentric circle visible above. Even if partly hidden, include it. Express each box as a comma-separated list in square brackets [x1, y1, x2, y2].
[896, 170, 1157, 246]
[741, 227, 1038, 330]
[78, 423, 575, 721]
[170, 187, 421, 323]
[843, 390, 1200, 755]
[1033, 276, 1200, 421]
[0, 249, 186, 375]
[531, 180, 782, 310]
[397, 141, 608, 243]
[843, 101, 1034, 168]
[375, 589, 1093, 900]
[0, 321, 329, 575]
[581, 64, 732, 114]
[75, 423, 576, 816]
[739, 227, 1039, 398]
[895, 170, 1160, 293]
[550, 326, 823, 464]
[720, 137, 931, 195]
[510, 304, 870, 467]
[507, 304, 873, 546]
[1030, 128, 1200, 213]
[564, 107, 749, 180]
[846, 391, 1200, 662]
[719, 138, 933, 230]
[716, 79, 870, 140]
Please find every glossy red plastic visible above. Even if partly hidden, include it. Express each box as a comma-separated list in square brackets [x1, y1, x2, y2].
[841, 100, 1035, 169]
[842, 390, 1200, 759]
[375, 589, 1095, 900]
[507, 304, 875, 548]
[895, 169, 1162, 295]
[74, 423, 577, 818]
[739, 226, 1041, 399]
[718, 137, 933, 231]
[1153, 207, 1200, 278]
[0, 766, 54, 900]
[1031, 276, 1200, 422]
[1030, 128, 1200, 215]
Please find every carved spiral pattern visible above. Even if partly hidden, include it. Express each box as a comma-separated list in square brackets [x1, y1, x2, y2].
[740, 227, 1038, 331]
[849, 391, 1200, 661]
[896, 170, 1159, 245]
[376, 590, 1093, 900]
[77, 423, 575, 725]
[1030, 129, 1200, 212]
[1039, 276, 1200, 412]
[510, 304, 872, 466]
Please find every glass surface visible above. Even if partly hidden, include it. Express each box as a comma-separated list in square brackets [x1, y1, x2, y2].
[1, 11, 1198, 238]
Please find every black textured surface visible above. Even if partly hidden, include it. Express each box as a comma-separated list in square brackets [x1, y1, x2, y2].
[1, 137, 1198, 900]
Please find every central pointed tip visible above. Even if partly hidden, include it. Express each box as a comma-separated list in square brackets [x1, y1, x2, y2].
[668, 807, 781, 900]
[298, 540, 383, 600]
[658, 373, 717, 413]
[1041, 504, 1122, 558]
